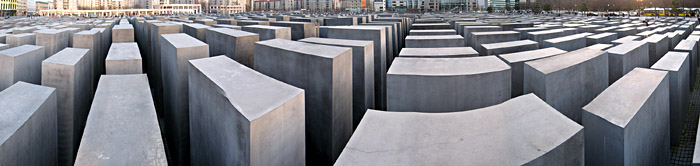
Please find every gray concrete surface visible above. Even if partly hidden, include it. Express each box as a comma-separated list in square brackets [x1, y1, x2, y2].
[106, 42, 142, 75]
[0, 45, 45, 91]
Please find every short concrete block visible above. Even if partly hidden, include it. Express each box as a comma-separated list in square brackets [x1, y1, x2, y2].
[106, 43, 142, 75]
[206, 28, 259, 68]
[398, 47, 478, 58]
[607, 41, 650, 84]
[498, 47, 567, 98]
[112, 24, 135, 43]
[241, 25, 292, 41]
[7, 33, 36, 47]
[481, 40, 538, 56]
[405, 35, 464, 48]
[0, 45, 45, 91]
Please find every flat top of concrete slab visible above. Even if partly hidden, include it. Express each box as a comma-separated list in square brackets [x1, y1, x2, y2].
[75, 30, 99, 35]
[0, 45, 43, 57]
[208, 27, 258, 37]
[328, 26, 384, 31]
[161, 33, 207, 48]
[113, 24, 134, 29]
[687, 35, 700, 41]
[482, 40, 537, 49]
[257, 39, 351, 59]
[91, 28, 106, 32]
[399, 47, 478, 57]
[34, 29, 61, 34]
[184, 23, 209, 29]
[0, 82, 55, 145]
[243, 25, 289, 30]
[667, 32, 679, 37]
[545, 33, 593, 43]
[75, 74, 166, 165]
[388, 56, 510, 76]
[190, 56, 304, 120]
[471, 31, 519, 36]
[675, 39, 698, 51]
[405, 35, 463, 40]
[612, 36, 641, 43]
[412, 23, 449, 26]
[651, 51, 688, 71]
[299, 37, 372, 47]
[514, 27, 546, 31]
[528, 29, 565, 35]
[526, 48, 606, 74]
[583, 68, 667, 127]
[335, 94, 582, 165]
[409, 29, 456, 32]
[608, 41, 646, 54]
[498, 47, 567, 63]
[10, 33, 34, 37]
[463, 26, 501, 29]
[106, 43, 141, 61]
[642, 34, 668, 43]
[588, 32, 617, 39]
[43, 48, 89, 65]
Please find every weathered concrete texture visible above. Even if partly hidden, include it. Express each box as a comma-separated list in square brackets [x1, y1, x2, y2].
[480, 40, 538, 56]
[160, 33, 209, 166]
[35, 29, 70, 58]
[399, 47, 478, 58]
[498, 47, 567, 98]
[327, 26, 387, 110]
[112, 24, 135, 43]
[524, 48, 609, 124]
[299, 37, 375, 129]
[469, 31, 519, 53]
[644, 34, 671, 65]
[183, 23, 210, 43]
[405, 35, 464, 48]
[357, 24, 395, 62]
[41, 47, 91, 166]
[582, 68, 670, 166]
[194, 19, 216, 25]
[106, 43, 142, 75]
[651, 51, 689, 147]
[7, 33, 36, 47]
[0, 45, 45, 91]
[74, 74, 167, 166]
[206, 28, 259, 68]
[543, 33, 593, 51]
[189, 56, 305, 166]
[254, 39, 352, 165]
[73, 30, 101, 90]
[387, 56, 510, 112]
[409, 29, 456, 36]
[241, 25, 291, 41]
[335, 94, 584, 165]
[607, 41, 650, 84]
[0, 82, 57, 166]
[149, 23, 180, 113]
[269, 21, 317, 40]
[586, 32, 618, 46]
[668, 32, 682, 49]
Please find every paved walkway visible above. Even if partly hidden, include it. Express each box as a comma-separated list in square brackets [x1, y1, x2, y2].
[671, 73, 700, 165]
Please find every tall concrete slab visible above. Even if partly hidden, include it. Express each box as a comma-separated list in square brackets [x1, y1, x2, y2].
[327, 26, 387, 110]
[0, 45, 45, 91]
[41, 48, 91, 166]
[206, 28, 259, 68]
[160, 33, 209, 166]
[74, 74, 167, 165]
[498, 47, 567, 98]
[524, 48, 609, 123]
[182, 23, 210, 43]
[112, 24, 135, 43]
[73, 30, 101, 90]
[7, 33, 36, 47]
[254, 39, 352, 165]
[583, 68, 670, 166]
[336, 94, 584, 165]
[387, 56, 511, 112]
[607, 41, 650, 84]
[299, 37, 374, 128]
[241, 25, 291, 41]
[149, 23, 180, 113]
[674, 39, 698, 89]
[651, 51, 689, 146]
[644, 34, 671, 65]
[35, 29, 70, 58]
[0, 82, 57, 166]
[106, 43, 142, 75]
[189, 56, 305, 166]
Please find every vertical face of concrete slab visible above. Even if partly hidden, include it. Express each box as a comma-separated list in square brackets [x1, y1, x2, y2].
[73, 30, 101, 91]
[75, 74, 167, 165]
[643, 34, 671, 65]
[336, 94, 584, 165]
[35, 29, 70, 58]
[524, 48, 609, 124]
[327, 26, 387, 110]
[0, 45, 45, 91]
[241, 25, 292, 41]
[205, 28, 259, 68]
[387, 56, 511, 112]
[405, 35, 464, 48]
[542, 33, 593, 52]
[650, 51, 689, 146]
[480, 40, 539, 56]
[469, 31, 520, 53]
[182, 23, 210, 43]
[498, 47, 567, 98]
[160, 33, 209, 166]
[7, 33, 36, 47]
[112, 24, 135, 43]
[189, 56, 305, 166]
[582, 68, 670, 166]
[41, 48, 91, 166]
[254, 39, 352, 165]
[149, 23, 180, 114]
[269, 21, 317, 40]
[607, 41, 650, 84]
[106, 43, 142, 75]
[299, 37, 375, 129]
[398, 47, 479, 58]
[0, 82, 57, 166]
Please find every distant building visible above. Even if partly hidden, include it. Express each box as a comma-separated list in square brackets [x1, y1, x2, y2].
[373, 0, 383, 11]
[36, 1, 51, 10]
[340, 0, 369, 12]
[1, 0, 16, 16]
[17, 0, 34, 15]
[488, 0, 518, 9]
[55, 0, 77, 10]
